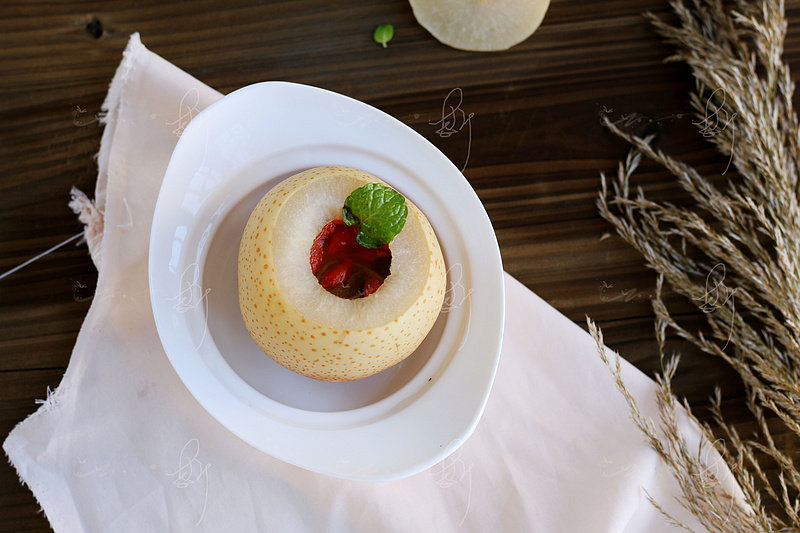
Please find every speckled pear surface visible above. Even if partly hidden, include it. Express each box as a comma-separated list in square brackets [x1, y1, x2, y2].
[238, 166, 446, 381]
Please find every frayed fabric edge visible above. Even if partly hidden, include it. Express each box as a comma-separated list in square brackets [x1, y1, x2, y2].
[93, 32, 146, 238]
[3, 382, 84, 533]
[71, 32, 148, 270]
[69, 187, 104, 270]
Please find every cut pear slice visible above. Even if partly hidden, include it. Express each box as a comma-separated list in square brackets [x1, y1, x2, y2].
[409, 0, 550, 52]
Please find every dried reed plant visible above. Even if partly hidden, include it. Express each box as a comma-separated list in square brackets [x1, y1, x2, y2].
[590, 0, 800, 530]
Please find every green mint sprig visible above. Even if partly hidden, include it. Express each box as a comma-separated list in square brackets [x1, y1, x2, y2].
[373, 24, 394, 48]
[342, 183, 407, 248]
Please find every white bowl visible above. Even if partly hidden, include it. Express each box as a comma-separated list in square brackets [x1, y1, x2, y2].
[149, 81, 504, 480]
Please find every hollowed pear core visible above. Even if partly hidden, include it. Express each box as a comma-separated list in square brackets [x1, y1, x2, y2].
[310, 219, 392, 299]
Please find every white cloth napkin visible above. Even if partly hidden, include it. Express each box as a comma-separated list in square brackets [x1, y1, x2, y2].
[4, 34, 726, 533]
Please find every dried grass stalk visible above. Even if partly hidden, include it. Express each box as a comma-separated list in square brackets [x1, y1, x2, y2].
[591, 0, 800, 530]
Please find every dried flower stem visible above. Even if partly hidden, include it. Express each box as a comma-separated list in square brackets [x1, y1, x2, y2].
[592, 0, 800, 530]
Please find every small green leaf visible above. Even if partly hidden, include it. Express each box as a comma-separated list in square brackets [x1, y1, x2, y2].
[342, 205, 359, 226]
[355, 232, 384, 249]
[343, 183, 408, 248]
[373, 24, 394, 48]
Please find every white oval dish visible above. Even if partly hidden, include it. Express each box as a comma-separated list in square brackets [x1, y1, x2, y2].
[149, 81, 504, 481]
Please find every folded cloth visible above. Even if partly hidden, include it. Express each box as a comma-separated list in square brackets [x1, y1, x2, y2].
[4, 33, 729, 532]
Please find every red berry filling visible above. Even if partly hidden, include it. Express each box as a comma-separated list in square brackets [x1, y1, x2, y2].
[310, 220, 391, 299]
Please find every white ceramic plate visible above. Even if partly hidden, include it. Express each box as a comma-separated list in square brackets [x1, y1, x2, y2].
[149, 82, 504, 481]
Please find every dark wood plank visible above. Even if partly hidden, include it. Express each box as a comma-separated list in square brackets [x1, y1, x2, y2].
[2, 0, 799, 530]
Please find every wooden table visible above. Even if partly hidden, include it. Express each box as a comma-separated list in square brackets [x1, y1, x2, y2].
[2, 1, 797, 530]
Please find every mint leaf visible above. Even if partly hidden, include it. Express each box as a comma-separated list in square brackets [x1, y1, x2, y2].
[373, 24, 394, 48]
[342, 205, 359, 226]
[355, 232, 384, 249]
[342, 183, 408, 248]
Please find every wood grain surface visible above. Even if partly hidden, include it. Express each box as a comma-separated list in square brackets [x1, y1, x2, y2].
[1, 1, 798, 531]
